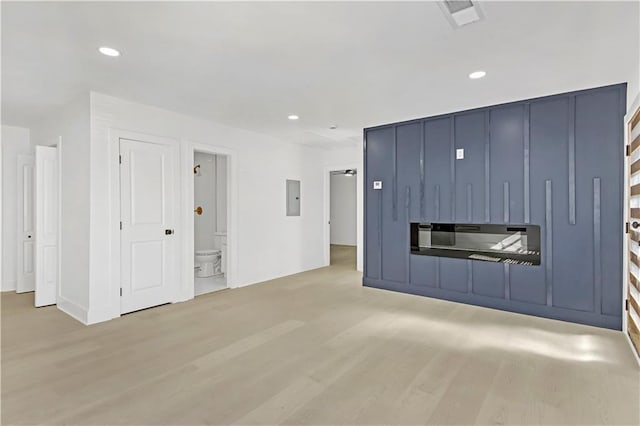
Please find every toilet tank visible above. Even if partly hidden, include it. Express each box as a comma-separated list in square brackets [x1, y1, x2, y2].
[212, 232, 227, 249]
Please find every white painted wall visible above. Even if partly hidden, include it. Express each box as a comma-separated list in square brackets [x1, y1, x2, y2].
[330, 173, 357, 246]
[30, 96, 91, 320]
[1, 125, 32, 291]
[216, 155, 227, 233]
[194, 152, 217, 251]
[323, 144, 363, 271]
[88, 92, 326, 324]
[626, 0, 640, 110]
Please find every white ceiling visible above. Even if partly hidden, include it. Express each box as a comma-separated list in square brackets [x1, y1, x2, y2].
[2, 1, 638, 149]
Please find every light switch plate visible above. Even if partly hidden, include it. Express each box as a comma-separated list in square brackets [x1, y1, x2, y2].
[456, 148, 465, 160]
[373, 181, 383, 190]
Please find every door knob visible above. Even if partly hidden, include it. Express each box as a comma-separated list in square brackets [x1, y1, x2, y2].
[633, 222, 640, 229]
[194, 206, 203, 215]
[165, 229, 174, 235]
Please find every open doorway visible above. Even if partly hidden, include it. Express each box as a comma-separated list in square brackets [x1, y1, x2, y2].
[329, 169, 357, 269]
[193, 151, 228, 296]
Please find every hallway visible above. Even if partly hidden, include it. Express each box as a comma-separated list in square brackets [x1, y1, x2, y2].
[330, 244, 356, 269]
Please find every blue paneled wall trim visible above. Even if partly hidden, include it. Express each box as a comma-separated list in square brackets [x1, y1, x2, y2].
[363, 83, 626, 330]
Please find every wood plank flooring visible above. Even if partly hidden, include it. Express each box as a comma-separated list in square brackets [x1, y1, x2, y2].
[330, 244, 357, 267]
[2, 246, 639, 425]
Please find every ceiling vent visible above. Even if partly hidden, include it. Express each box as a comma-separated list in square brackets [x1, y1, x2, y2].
[438, 1, 484, 28]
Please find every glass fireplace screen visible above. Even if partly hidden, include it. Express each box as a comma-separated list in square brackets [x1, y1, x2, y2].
[410, 223, 541, 265]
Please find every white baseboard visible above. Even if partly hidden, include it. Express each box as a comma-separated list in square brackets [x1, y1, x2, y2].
[57, 296, 89, 324]
[235, 263, 326, 289]
[87, 305, 117, 325]
[1, 280, 17, 292]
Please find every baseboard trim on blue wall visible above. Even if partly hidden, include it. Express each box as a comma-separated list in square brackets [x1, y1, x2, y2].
[363, 276, 622, 331]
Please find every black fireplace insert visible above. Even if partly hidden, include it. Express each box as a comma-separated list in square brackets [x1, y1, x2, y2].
[410, 223, 541, 265]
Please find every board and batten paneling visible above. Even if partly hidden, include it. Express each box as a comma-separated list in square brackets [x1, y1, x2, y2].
[363, 84, 626, 330]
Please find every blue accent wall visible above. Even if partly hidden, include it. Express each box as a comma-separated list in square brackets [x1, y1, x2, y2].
[363, 84, 626, 330]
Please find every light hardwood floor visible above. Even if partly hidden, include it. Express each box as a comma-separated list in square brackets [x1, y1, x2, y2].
[2, 246, 639, 425]
[330, 244, 357, 268]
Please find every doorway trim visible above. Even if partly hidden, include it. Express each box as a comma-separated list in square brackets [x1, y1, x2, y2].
[108, 129, 182, 318]
[323, 163, 362, 271]
[181, 141, 237, 302]
[624, 91, 640, 366]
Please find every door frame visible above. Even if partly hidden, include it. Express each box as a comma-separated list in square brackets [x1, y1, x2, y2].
[624, 91, 640, 366]
[181, 142, 237, 301]
[108, 129, 182, 317]
[323, 163, 363, 271]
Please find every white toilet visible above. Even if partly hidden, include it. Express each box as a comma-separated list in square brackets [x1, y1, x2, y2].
[213, 232, 227, 275]
[195, 249, 222, 278]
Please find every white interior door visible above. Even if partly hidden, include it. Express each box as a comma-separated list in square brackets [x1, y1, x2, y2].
[120, 138, 178, 314]
[35, 146, 58, 307]
[17, 155, 35, 293]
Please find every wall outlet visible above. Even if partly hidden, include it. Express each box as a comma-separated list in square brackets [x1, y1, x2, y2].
[456, 148, 465, 160]
[373, 181, 383, 190]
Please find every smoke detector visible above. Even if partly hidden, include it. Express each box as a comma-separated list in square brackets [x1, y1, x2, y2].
[438, 1, 484, 28]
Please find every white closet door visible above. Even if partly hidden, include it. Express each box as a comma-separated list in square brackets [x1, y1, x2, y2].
[120, 138, 178, 314]
[17, 155, 35, 293]
[35, 146, 58, 307]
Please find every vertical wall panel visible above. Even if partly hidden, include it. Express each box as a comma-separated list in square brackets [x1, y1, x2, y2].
[411, 118, 452, 287]
[420, 123, 426, 218]
[381, 126, 405, 283]
[552, 92, 617, 312]
[454, 111, 502, 297]
[524, 104, 531, 224]
[454, 112, 486, 222]
[424, 118, 453, 221]
[440, 258, 468, 293]
[545, 180, 554, 307]
[410, 256, 437, 287]
[364, 127, 394, 280]
[593, 178, 602, 314]
[397, 123, 422, 220]
[489, 105, 525, 224]
[511, 97, 569, 306]
[574, 89, 623, 316]
[568, 97, 577, 225]
[440, 116, 469, 292]
[395, 123, 422, 285]
[484, 112, 491, 222]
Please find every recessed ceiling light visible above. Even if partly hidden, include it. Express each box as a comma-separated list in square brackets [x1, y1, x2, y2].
[329, 125, 337, 130]
[469, 70, 486, 79]
[99, 46, 121, 57]
[288, 115, 299, 120]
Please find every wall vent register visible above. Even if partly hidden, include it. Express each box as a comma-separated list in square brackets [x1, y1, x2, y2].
[410, 223, 541, 265]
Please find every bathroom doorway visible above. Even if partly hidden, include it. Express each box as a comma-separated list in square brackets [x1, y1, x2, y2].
[193, 150, 228, 296]
[329, 169, 357, 269]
